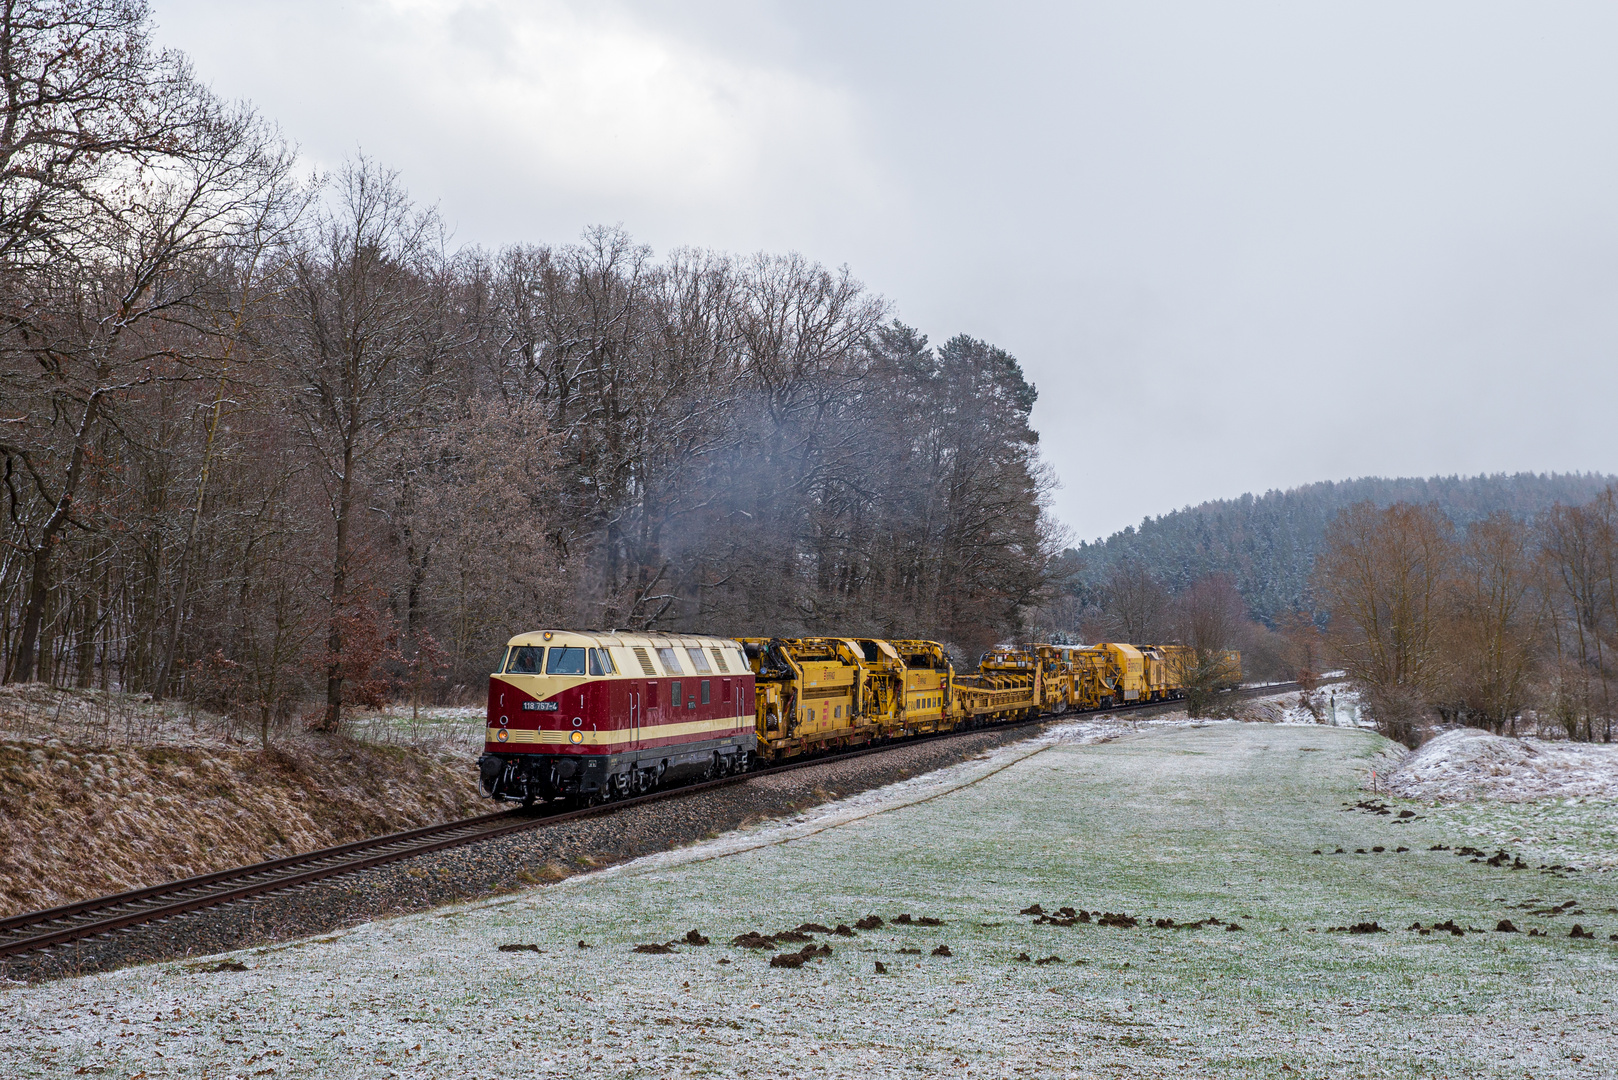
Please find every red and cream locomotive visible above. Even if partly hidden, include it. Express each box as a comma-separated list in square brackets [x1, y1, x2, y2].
[479, 630, 755, 804]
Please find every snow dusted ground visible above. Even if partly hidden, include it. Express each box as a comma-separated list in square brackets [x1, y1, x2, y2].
[1390, 728, 1618, 803]
[4, 716, 1617, 1078]
[1385, 728, 1618, 874]
[1264, 684, 1372, 729]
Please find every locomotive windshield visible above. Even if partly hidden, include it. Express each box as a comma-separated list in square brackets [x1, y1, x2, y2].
[546, 647, 588, 675]
[506, 646, 543, 673]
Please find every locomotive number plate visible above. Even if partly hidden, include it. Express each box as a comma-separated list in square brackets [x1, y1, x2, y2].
[523, 702, 559, 711]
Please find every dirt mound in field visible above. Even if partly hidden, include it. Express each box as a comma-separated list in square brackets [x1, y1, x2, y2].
[1388, 728, 1618, 802]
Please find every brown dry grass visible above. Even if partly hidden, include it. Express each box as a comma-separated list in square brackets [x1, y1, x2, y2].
[0, 685, 484, 917]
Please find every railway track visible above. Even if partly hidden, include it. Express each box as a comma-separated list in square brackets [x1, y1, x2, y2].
[0, 682, 1307, 961]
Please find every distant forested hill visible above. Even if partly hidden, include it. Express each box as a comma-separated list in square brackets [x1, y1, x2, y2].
[1062, 473, 1616, 625]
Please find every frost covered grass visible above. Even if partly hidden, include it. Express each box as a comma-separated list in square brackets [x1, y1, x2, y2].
[4, 720, 1616, 1078]
[0, 684, 486, 914]
[346, 703, 486, 755]
[0, 682, 235, 750]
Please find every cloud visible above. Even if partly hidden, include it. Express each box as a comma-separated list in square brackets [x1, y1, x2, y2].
[351, 0, 874, 209]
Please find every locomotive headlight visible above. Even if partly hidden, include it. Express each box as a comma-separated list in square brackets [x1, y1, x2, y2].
[569, 731, 584, 745]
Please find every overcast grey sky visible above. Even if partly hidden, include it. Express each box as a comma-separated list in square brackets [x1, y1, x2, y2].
[154, 1, 1618, 543]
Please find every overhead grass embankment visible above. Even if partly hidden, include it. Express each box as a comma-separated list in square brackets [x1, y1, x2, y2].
[0, 684, 483, 917]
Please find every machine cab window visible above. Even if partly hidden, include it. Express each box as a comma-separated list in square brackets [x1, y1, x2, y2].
[588, 648, 615, 676]
[506, 646, 543, 673]
[546, 647, 587, 675]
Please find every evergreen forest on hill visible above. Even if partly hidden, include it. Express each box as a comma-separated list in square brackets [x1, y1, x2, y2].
[1057, 473, 1616, 626]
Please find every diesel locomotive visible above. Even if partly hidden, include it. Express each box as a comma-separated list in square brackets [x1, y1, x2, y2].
[479, 630, 754, 805]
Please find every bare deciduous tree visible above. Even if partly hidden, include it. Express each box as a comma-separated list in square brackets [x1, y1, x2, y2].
[1171, 573, 1247, 717]
[1314, 502, 1456, 746]
[1445, 512, 1539, 734]
[279, 159, 446, 729]
[1539, 494, 1615, 741]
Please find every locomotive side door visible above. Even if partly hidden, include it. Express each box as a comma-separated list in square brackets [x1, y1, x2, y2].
[629, 682, 640, 749]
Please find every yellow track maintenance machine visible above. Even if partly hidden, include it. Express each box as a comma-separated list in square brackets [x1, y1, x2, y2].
[740, 637, 957, 761]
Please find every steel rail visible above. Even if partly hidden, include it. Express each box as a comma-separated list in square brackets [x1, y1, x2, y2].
[0, 681, 1306, 961]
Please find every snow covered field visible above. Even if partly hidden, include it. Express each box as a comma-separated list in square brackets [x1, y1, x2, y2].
[4, 717, 1616, 1078]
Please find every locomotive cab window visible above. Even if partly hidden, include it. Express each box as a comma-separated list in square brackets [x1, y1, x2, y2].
[506, 646, 543, 674]
[588, 648, 615, 676]
[656, 647, 684, 674]
[546, 647, 587, 675]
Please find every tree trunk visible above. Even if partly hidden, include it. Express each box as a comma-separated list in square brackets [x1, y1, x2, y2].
[7, 386, 103, 683]
[9, 548, 53, 683]
[322, 444, 355, 731]
[153, 365, 231, 700]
